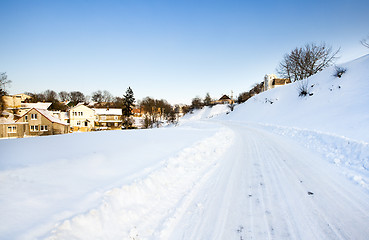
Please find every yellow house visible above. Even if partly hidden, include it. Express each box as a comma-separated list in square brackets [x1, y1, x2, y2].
[69, 104, 95, 132]
[93, 108, 122, 130]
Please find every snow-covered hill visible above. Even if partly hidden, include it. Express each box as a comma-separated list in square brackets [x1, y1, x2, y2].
[227, 54, 369, 143]
[180, 104, 230, 122]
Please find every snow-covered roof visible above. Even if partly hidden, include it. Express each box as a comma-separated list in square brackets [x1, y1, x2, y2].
[93, 108, 122, 115]
[21, 102, 52, 110]
[0, 117, 15, 124]
[36, 109, 68, 125]
[17, 108, 68, 126]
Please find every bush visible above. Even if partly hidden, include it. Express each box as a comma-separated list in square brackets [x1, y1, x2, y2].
[297, 80, 311, 97]
[333, 66, 347, 78]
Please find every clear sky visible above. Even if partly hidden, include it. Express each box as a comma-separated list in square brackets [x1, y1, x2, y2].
[1, 0, 368, 104]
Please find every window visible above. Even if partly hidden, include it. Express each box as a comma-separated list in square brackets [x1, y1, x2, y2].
[31, 114, 37, 120]
[30, 125, 39, 132]
[7, 126, 16, 133]
[114, 116, 118, 120]
[79, 112, 83, 116]
[114, 123, 118, 127]
[77, 121, 81, 126]
[101, 116, 106, 120]
[25, 115, 28, 122]
[84, 121, 88, 127]
[40, 125, 48, 131]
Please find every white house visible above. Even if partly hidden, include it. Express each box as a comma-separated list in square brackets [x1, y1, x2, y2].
[69, 104, 96, 132]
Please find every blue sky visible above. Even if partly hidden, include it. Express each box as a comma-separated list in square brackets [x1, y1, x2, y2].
[1, 0, 368, 104]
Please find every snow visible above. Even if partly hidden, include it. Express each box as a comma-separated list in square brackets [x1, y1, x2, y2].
[21, 103, 52, 110]
[180, 104, 230, 122]
[1, 55, 369, 239]
[93, 108, 122, 116]
[35, 109, 69, 126]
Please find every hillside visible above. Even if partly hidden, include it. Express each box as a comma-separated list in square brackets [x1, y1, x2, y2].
[227, 54, 369, 143]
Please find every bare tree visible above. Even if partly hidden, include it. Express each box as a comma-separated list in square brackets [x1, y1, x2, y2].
[237, 81, 264, 104]
[191, 97, 203, 110]
[278, 43, 340, 82]
[59, 91, 71, 102]
[91, 90, 104, 102]
[44, 90, 58, 102]
[361, 36, 369, 49]
[70, 91, 86, 106]
[92, 90, 114, 103]
[0, 72, 12, 113]
[204, 93, 212, 106]
[102, 90, 113, 102]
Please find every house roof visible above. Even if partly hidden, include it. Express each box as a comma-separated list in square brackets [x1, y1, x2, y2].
[69, 104, 94, 112]
[21, 102, 52, 110]
[219, 95, 231, 101]
[93, 108, 122, 115]
[17, 108, 68, 126]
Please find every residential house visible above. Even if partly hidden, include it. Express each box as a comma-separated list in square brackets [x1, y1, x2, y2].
[0, 115, 27, 138]
[16, 108, 69, 136]
[94, 108, 122, 130]
[69, 104, 96, 132]
[263, 74, 291, 91]
[50, 111, 69, 125]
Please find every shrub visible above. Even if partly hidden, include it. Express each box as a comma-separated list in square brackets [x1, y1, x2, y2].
[297, 80, 311, 97]
[333, 66, 347, 78]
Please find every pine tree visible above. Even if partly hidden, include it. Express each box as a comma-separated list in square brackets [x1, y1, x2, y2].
[122, 87, 135, 129]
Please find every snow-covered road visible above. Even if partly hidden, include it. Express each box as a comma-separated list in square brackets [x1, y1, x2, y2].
[164, 123, 369, 239]
[2, 121, 369, 239]
[45, 122, 369, 240]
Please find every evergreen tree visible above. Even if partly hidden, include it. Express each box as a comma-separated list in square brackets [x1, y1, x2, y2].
[122, 87, 135, 129]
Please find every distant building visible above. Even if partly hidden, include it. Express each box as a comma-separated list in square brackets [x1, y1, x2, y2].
[93, 108, 122, 130]
[68, 104, 96, 132]
[15, 108, 69, 137]
[0, 116, 27, 139]
[212, 95, 233, 105]
[1, 94, 32, 110]
[263, 74, 291, 91]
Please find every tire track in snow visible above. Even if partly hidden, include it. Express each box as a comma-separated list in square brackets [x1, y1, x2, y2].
[44, 127, 235, 240]
[263, 130, 369, 239]
[238, 125, 369, 240]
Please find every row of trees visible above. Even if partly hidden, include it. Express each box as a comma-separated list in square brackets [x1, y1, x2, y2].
[237, 82, 264, 104]
[138, 97, 178, 128]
